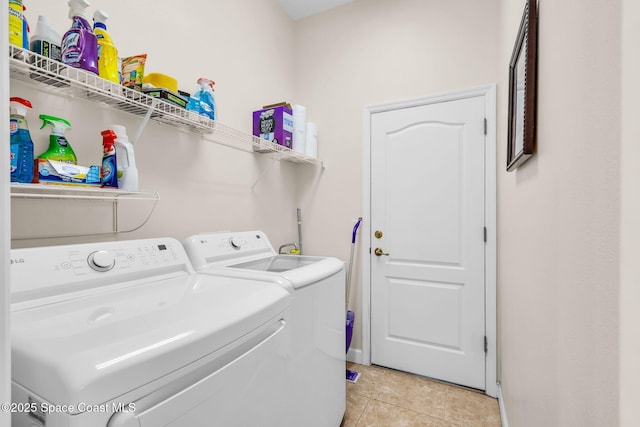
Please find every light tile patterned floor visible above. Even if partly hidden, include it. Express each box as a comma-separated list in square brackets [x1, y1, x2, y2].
[341, 363, 501, 427]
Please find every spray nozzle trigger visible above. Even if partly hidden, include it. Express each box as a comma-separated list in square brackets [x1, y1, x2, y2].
[93, 9, 109, 25]
[68, 0, 90, 9]
[197, 78, 215, 91]
[68, 0, 91, 19]
[39, 115, 72, 134]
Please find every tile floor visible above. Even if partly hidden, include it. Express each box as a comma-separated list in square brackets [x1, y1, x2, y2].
[341, 363, 501, 427]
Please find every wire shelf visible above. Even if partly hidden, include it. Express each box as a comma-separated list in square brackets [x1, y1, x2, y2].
[203, 122, 319, 164]
[10, 184, 160, 240]
[9, 45, 320, 165]
[10, 183, 160, 202]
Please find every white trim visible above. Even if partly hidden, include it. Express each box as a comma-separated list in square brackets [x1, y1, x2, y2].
[1, 4, 12, 423]
[346, 348, 363, 365]
[484, 84, 498, 398]
[361, 84, 498, 396]
[361, 107, 372, 366]
[497, 382, 509, 427]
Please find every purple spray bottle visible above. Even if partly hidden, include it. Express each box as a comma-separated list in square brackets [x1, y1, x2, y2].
[61, 0, 98, 74]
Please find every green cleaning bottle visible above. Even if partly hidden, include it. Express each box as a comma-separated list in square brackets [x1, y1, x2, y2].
[38, 115, 77, 164]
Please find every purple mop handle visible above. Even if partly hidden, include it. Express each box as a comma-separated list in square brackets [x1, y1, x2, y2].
[352, 218, 363, 244]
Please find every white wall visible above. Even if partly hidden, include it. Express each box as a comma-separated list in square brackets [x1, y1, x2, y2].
[293, 0, 501, 352]
[13, 0, 300, 249]
[498, 1, 620, 426]
[620, 0, 640, 424]
[6, 3, 633, 426]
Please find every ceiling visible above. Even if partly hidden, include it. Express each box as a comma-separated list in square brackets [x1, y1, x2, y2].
[275, 0, 354, 20]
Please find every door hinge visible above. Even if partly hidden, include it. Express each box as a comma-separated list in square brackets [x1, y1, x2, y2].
[483, 227, 487, 243]
[369, 247, 371, 254]
[484, 336, 488, 353]
[484, 118, 487, 135]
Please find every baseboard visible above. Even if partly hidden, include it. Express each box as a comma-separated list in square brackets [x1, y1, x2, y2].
[347, 348, 363, 364]
[497, 382, 509, 427]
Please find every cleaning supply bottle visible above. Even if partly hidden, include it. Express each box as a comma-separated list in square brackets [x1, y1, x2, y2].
[38, 115, 77, 164]
[111, 125, 138, 191]
[21, 4, 29, 49]
[9, 97, 34, 183]
[188, 78, 216, 120]
[93, 10, 119, 83]
[30, 15, 62, 62]
[8, 0, 23, 47]
[100, 129, 118, 188]
[61, 0, 98, 74]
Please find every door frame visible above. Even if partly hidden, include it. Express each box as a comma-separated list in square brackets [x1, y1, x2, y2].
[361, 85, 497, 397]
[1, 6, 11, 421]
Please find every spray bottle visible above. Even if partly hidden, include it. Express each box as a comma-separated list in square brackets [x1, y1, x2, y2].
[30, 15, 62, 62]
[93, 10, 119, 83]
[8, 0, 23, 47]
[110, 125, 138, 191]
[21, 4, 29, 50]
[100, 129, 118, 188]
[188, 78, 216, 120]
[38, 115, 77, 164]
[61, 0, 98, 74]
[9, 97, 35, 183]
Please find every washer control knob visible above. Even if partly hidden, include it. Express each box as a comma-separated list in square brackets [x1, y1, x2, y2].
[88, 251, 116, 272]
[229, 237, 242, 250]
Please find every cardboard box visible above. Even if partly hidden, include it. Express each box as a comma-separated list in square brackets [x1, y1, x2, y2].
[252, 105, 293, 150]
[35, 159, 101, 187]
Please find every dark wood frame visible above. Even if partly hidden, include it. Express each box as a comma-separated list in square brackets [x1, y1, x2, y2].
[506, 0, 538, 171]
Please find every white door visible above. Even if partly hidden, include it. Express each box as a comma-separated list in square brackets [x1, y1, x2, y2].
[370, 94, 487, 389]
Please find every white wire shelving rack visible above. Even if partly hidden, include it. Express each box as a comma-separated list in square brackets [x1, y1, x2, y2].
[8, 46, 320, 236]
[8, 45, 319, 164]
[9, 183, 159, 201]
[9, 183, 160, 239]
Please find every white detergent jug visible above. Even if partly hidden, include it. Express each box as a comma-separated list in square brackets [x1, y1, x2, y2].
[111, 124, 138, 191]
[30, 15, 62, 61]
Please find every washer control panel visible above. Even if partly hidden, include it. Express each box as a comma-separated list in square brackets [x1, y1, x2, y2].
[183, 231, 275, 267]
[10, 238, 189, 303]
[64, 242, 180, 275]
[197, 231, 272, 255]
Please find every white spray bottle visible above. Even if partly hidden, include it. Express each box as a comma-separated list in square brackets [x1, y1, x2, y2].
[110, 125, 138, 191]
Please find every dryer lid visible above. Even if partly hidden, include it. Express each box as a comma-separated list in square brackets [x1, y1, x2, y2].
[11, 274, 289, 411]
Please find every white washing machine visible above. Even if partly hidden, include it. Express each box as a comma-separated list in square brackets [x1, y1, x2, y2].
[183, 231, 346, 427]
[9, 238, 291, 427]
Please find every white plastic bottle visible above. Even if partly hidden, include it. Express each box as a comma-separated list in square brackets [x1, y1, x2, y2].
[30, 15, 62, 61]
[111, 125, 138, 191]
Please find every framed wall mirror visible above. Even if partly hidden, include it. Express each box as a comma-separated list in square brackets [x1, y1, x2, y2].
[507, 0, 538, 171]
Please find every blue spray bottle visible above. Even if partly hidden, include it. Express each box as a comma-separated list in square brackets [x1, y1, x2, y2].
[21, 4, 29, 50]
[187, 78, 216, 120]
[9, 97, 35, 183]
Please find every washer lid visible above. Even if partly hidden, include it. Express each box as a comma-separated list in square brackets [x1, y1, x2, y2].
[11, 274, 289, 411]
[223, 255, 345, 289]
[228, 255, 324, 272]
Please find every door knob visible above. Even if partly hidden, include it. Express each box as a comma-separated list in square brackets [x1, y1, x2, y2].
[375, 230, 383, 239]
[374, 248, 389, 256]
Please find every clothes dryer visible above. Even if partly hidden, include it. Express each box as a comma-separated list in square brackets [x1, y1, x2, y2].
[10, 238, 290, 427]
